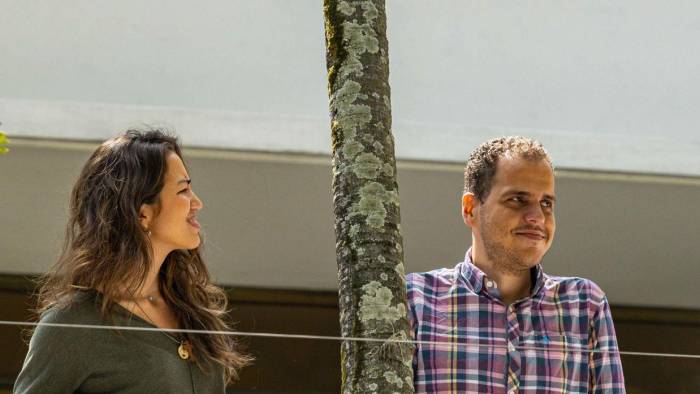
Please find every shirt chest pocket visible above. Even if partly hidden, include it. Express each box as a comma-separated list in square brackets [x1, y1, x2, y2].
[519, 332, 591, 393]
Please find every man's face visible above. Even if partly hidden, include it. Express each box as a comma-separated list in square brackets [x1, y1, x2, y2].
[470, 156, 556, 272]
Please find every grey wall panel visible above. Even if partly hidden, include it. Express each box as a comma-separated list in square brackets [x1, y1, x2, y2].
[1, 139, 698, 308]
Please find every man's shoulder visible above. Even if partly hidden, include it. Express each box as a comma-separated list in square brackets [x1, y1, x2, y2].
[407, 264, 461, 289]
[542, 273, 608, 306]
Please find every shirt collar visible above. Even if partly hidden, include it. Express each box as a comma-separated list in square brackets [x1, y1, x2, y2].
[459, 248, 546, 298]
[459, 249, 486, 293]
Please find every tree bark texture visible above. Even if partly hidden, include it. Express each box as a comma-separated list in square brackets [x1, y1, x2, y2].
[323, 1, 414, 393]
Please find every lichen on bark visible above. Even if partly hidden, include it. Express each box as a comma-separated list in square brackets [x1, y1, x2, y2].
[323, 1, 414, 393]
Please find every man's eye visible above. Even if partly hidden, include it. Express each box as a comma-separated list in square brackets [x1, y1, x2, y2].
[541, 200, 553, 208]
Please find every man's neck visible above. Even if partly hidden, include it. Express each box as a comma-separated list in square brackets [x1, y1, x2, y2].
[470, 246, 531, 305]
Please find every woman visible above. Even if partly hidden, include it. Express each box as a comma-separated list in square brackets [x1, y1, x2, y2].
[14, 130, 250, 393]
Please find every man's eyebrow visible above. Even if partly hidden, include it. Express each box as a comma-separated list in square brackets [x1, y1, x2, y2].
[502, 190, 530, 197]
[502, 190, 556, 201]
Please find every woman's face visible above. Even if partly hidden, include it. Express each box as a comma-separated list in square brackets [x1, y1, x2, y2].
[142, 152, 203, 253]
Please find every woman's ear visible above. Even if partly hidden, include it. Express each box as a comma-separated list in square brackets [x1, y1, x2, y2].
[139, 203, 154, 231]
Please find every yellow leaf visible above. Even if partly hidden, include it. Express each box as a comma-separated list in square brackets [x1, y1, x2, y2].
[0, 131, 8, 154]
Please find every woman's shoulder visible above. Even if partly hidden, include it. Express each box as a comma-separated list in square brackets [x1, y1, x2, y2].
[15, 292, 107, 393]
[29, 291, 108, 354]
[39, 290, 104, 326]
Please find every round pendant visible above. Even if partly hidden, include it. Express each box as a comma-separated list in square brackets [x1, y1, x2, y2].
[178, 341, 191, 360]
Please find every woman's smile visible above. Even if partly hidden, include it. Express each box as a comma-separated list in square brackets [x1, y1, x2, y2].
[186, 214, 201, 230]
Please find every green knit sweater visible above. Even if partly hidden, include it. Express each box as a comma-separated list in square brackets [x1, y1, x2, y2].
[14, 292, 226, 393]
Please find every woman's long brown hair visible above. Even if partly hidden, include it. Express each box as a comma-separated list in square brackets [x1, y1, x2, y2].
[35, 129, 251, 382]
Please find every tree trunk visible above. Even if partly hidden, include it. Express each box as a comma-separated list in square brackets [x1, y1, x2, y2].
[323, 1, 414, 393]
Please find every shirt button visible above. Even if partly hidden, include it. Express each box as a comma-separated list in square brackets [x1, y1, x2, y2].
[508, 342, 516, 352]
[485, 279, 494, 288]
[508, 305, 515, 313]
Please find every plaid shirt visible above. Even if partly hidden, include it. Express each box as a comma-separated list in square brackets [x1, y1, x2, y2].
[407, 250, 625, 393]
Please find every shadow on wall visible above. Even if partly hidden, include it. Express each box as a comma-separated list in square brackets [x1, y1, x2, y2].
[1, 275, 699, 393]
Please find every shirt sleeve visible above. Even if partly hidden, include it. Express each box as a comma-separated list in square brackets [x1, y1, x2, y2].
[14, 316, 88, 393]
[588, 296, 626, 393]
[405, 274, 420, 382]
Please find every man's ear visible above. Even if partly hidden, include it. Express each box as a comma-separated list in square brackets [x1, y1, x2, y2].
[462, 193, 478, 227]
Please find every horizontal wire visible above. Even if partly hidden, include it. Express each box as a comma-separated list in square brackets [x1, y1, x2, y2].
[1, 320, 699, 360]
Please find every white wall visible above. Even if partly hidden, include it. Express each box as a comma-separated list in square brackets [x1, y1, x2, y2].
[1, 1, 699, 175]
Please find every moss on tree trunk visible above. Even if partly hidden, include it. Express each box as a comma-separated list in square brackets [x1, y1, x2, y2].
[323, 1, 414, 393]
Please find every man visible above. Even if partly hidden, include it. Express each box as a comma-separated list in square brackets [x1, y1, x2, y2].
[407, 136, 625, 393]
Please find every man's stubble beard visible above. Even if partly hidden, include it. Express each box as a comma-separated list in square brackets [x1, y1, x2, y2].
[479, 210, 539, 275]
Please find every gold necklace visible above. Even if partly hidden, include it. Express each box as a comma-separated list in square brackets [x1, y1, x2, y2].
[132, 300, 192, 360]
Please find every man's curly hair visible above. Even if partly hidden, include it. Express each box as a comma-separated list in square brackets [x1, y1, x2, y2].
[464, 136, 553, 201]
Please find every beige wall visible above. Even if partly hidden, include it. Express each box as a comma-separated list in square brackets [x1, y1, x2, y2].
[1, 138, 699, 309]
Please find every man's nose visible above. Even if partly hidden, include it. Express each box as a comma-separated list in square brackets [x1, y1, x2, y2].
[523, 203, 545, 224]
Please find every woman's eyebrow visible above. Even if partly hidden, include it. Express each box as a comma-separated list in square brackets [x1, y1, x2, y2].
[177, 178, 192, 185]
